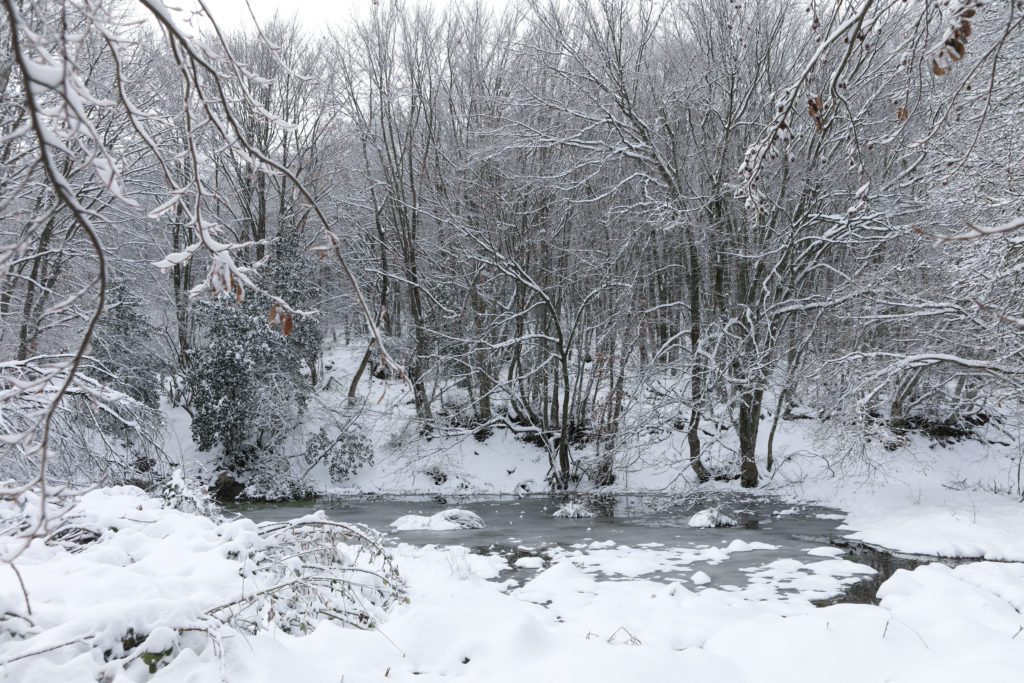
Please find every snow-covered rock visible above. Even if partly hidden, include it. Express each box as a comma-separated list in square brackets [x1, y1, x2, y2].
[690, 570, 711, 585]
[390, 508, 486, 531]
[688, 508, 738, 528]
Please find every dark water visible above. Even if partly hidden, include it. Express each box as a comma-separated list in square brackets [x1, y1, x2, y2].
[809, 539, 977, 606]
[230, 493, 953, 604]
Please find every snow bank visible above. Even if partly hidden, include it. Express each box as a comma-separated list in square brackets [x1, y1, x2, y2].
[773, 432, 1024, 561]
[0, 487, 403, 682]
[390, 508, 486, 531]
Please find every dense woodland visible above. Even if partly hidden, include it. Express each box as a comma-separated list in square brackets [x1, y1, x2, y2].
[1, 0, 1022, 499]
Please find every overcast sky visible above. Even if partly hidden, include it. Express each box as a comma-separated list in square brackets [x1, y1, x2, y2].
[196, 0, 504, 31]
[201, 0, 355, 29]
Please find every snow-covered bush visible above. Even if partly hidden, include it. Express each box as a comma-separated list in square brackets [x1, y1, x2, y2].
[91, 281, 168, 411]
[423, 464, 449, 485]
[187, 297, 309, 465]
[0, 368, 165, 489]
[552, 501, 596, 518]
[578, 453, 616, 486]
[303, 428, 375, 484]
[187, 231, 323, 497]
[0, 486, 73, 550]
[160, 468, 220, 518]
[243, 457, 316, 501]
[187, 263, 321, 497]
[217, 512, 406, 633]
[435, 390, 484, 433]
[384, 416, 420, 450]
[0, 488, 405, 680]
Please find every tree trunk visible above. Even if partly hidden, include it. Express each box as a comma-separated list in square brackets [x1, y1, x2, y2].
[686, 242, 711, 483]
[766, 388, 786, 472]
[738, 388, 763, 488]
[348, 342, 374, 404]
[556, 349, 573, 488]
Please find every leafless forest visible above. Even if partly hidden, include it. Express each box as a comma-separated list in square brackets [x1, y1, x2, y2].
[1, 0, 1022, 500]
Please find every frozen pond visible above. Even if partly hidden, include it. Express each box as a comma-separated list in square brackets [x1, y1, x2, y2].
[232, 492, 844, 544]
[232, 492, 940, 602]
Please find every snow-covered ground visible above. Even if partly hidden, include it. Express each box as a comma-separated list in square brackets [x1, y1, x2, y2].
[304, 546, 1022, 683]
[766, 431, 1024, 562]
[3, 485, 1023, 682]
[53, 340, 1016, 681]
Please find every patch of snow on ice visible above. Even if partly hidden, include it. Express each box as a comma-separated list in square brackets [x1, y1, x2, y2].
[741, 557, 876, 601]
[543, 539, 777, 579]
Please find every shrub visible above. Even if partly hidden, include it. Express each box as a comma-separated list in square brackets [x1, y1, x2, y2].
[552, 501, 595, 518]
[325, 431, 375, 484]
[160, 468, 220, 518]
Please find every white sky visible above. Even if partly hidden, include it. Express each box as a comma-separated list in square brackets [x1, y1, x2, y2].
[200, 0, 359, 29]
[195, 0, 509, 31]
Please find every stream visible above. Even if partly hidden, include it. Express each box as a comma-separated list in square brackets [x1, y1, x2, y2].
[232, 492, 968, 605]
